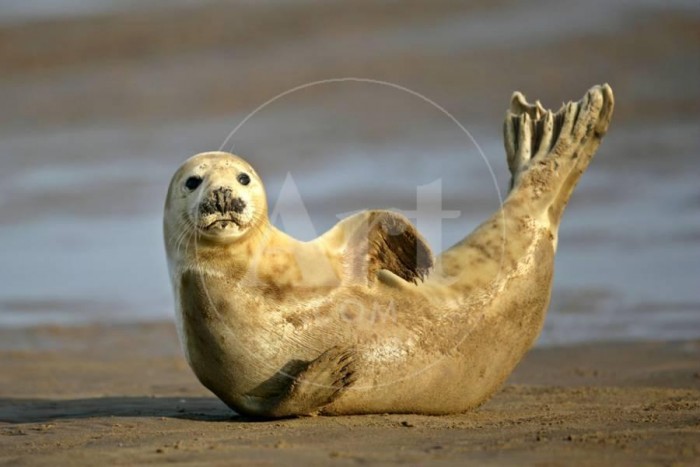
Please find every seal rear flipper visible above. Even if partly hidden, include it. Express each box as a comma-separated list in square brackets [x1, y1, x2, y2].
[503, 84, 614, 226]
[239, 346, 357, 418]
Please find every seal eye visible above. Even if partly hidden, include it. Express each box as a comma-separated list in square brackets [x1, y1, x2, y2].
[185, 176, 203, 191]
[237, 173, 251, 186]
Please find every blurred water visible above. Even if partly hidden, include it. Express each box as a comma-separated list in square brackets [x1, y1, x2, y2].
[0, 0, 215, 24]
[0, 109, 698, 345]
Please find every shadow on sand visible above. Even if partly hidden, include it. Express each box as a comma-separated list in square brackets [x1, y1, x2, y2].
[0, 396, 251, 424]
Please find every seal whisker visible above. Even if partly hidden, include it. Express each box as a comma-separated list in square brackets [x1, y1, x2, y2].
[170, 221, 191, 256]
[173, 214, 196, 258]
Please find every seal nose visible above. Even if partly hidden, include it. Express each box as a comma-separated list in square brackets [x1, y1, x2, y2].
[200, 187, 246, 216]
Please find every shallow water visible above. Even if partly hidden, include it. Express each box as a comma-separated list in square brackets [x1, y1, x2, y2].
[1, 113, 698, 346]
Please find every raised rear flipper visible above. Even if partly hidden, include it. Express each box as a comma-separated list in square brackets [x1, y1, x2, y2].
[503, 84, 614, 226]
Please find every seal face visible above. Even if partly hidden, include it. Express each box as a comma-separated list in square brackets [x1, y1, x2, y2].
[165, 153, 267, 245]
[164, 85, 615, 417]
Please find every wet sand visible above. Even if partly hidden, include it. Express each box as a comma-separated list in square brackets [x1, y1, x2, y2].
[0, 322, 698, 465]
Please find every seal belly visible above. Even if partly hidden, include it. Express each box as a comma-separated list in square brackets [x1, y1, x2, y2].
[324, 226, 555, 415]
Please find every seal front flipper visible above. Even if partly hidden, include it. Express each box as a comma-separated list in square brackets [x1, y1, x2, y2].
[238, 346, 357, 418]
[326, 210, 434, 285]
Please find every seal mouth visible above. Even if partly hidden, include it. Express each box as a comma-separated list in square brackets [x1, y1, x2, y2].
[203, 217, 244, 232]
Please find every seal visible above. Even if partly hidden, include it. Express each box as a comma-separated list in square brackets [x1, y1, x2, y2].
[164, 84, 614, 417]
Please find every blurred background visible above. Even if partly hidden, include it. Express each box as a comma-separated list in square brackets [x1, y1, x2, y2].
[0, 0, 698, 345]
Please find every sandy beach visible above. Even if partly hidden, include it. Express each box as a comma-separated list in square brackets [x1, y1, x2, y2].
[0, 0, 699, 464]
[1, 322, 698, 465]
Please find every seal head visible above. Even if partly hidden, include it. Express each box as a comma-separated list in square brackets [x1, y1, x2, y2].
[164, 152, 268, 244]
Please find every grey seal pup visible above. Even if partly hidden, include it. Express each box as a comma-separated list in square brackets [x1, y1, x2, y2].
[164, 84, 614, 417]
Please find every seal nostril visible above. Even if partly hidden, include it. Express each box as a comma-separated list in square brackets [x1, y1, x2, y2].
[231, 198, 246, 213]
[215, 190, 224, 213]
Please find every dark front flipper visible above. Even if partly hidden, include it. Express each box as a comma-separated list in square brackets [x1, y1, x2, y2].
[238, 347, 357, 418]
[342, 210, 434, 285]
